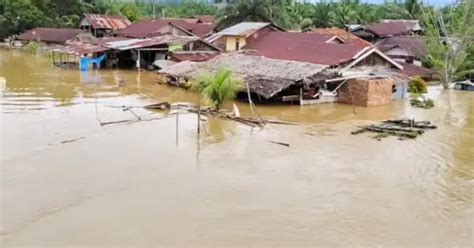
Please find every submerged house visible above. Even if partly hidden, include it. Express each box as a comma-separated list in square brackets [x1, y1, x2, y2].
[78, 14, 131, 37]
[17, 28, 89, 44]
[158, 52, 336, 101]
[206, 22, 284, 51]
[45, 34, 221, 70]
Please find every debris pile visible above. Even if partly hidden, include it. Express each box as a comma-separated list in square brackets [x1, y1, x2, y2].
[352, 119, 437, 140]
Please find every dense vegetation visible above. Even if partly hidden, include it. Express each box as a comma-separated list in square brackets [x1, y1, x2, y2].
[0, 0, 450, 38]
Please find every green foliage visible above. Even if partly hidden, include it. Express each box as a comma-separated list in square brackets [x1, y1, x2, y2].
[191, 68, 242, 110]
[421, 1, 474, 88]
[120, 4, 140, 22]
[24, 41, 42, 54]
[0, 0, 46, 39]
[408, 76, 428, 94]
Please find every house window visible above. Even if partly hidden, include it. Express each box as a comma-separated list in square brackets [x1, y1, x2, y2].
[235, 38, 240, 51]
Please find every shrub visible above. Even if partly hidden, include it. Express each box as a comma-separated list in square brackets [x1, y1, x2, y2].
[408, 76, 428, 94]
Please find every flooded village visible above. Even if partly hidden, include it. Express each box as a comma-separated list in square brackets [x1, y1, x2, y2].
[1, 0, 473, 247]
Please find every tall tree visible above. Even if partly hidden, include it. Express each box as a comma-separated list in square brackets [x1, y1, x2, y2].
[422, 1, 474, 88]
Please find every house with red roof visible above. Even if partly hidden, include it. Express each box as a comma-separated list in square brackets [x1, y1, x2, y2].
[243, 31, 402, 71]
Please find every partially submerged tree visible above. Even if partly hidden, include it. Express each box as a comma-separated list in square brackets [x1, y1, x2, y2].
[422, 1, 474, 88]
[191, 68, 242, 110]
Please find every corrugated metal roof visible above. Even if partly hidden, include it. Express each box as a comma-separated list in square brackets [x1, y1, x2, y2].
[376, 36, 427, 58]
[381, 19, 422, 31]
[217, 22, 270, 37]
[48, 42, 109, 55]
[83, 14, 131, 30]
[114, 18, 201, 38]
[310, 28, 373, 47]
[17, 28, 83, 44]
[365, 22, 412, 37]
[244, 31, 369, 66]
[97, 35, 198, 50]
[169, 22, 215, 38]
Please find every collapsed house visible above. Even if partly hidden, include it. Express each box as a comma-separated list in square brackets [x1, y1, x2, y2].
[78, 14, 131, 37]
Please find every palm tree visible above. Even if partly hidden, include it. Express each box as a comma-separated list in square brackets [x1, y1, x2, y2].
[191, 68, 242, 110]
[215, 0, 294, 31]
[312, 1, 333, 28]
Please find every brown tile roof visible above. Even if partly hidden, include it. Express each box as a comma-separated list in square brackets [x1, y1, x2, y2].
[83, 14, 131, 30]
[169, 51, 220, 62]
[365, 22, 412, 37]
[244, 31, 369, 66]
[376, 36, 427, 58]
[18, 28, 83, 43]
[310, 28, 372, 47]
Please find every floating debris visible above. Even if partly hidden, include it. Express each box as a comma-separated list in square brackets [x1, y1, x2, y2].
[352, 119, 437, 140]
[410, 96, 434, 109]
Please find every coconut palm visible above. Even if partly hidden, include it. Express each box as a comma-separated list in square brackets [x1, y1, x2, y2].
[215, 0, 294, 31]
[191, 68, 242, 110]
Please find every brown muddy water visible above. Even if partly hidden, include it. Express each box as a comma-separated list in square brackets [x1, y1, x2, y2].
[0, 48, 473, 247]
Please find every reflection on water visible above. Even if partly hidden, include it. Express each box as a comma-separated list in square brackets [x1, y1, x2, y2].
[1, 48, 473, 247]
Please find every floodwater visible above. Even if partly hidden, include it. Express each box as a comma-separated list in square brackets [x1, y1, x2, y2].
[0, 48, 473, 247]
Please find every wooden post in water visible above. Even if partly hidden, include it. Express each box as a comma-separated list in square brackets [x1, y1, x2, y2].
[348, 82, 357, 115]
[136, 50, 141, 70]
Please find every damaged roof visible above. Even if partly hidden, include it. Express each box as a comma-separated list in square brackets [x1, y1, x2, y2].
[18, 28, 83, 43]
[82, 14, 131, 30]
[160, 53, 332, 99]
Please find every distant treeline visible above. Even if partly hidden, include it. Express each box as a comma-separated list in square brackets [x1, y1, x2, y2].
[0, 0, 458, 39]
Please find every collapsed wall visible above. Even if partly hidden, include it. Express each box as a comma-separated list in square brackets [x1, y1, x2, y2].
[338, 77, 394, 106]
